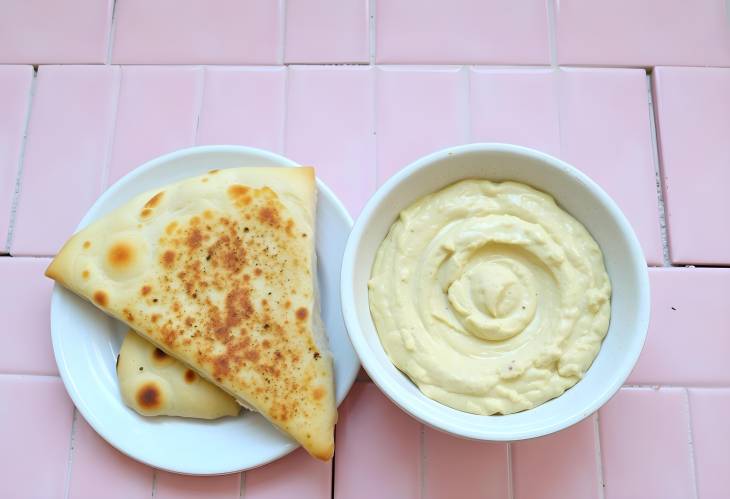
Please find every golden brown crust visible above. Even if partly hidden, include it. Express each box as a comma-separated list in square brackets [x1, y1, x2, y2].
[46, 167, 336, 459]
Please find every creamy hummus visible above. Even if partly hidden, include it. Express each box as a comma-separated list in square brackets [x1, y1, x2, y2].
[368, 180, 611, 415]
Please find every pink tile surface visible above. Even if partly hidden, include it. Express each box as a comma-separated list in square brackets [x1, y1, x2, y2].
[599, 388, 695, 499]
[512, 417, 599, 499]
[196, 67, 285, 153]
[0, 258, 56, 375]
[423, 427, 508, 499]
[335, 382, 421, 499]
[245, 448, 331, 499]
[557, 0, 730, 67]
[0, 375, 74, 499]
[0, 0, 112, 64]
[285, 0, 369, 64]
[376, 67, 468, 183]
[68, 416, 153, 499]
[155, 471, 240, 499]
[688, 389, 730, 498]
[107, 66, 202, 186]
[628, 268, 730, 386]
[653, 67, 730, 265]
[558, 68, 662, 265]
[286, 66, 375, 216]
[469, 68, 560, 156]
[0, 66, 33, 251]
[11, 66, 119, 256]
[112, 0, 281, 64]
[376, 0, 549, 64]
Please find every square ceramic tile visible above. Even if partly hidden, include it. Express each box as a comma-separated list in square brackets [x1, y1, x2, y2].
[0, 66, 33, 251]
[469, 68, 560, 157]
[107, 66, 202, 186]
[557, 68, 662, 265]
[286, 66, 375, 216]
[423, 426, 508, 499]
[0, 0, 112, 64]
[0, 258, 57, 375]
[196, 67, 285, 154]
[653, 67, 730, 265]
[628, 269, 730, 386]
[688, 389, 730, 498]
[67, 416, 153, 499]
[599, 388, 695, 499]
[285, 0, 369, 64]
[376, 0, 549, 64]
[154, 471, 240, 499]
[11, 66, 119, 256]
[376, 67, 468, 183]
[334, 382, 421, 499]
[557, 0, 730, 67]
[112, 0, 281, 64]
[512, 417, 599, 499]
[0, 375, 74, 499]
[245, 448, 331, 499]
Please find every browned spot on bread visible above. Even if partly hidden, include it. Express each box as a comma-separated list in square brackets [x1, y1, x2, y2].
[82, 270, 89, 279]
[123, 309, 134, 323]
[258, 207, 279, 226]
[245, 349, 260, 362]
[162, 250, 175, 267]
[144, 191, 164, 208]
[151, 314, 160, 323]
[187, 228, 202, 249]
[312, 387, 325, 401]
[296, 307, 308, 321]
[141, 285, 151, 296]
[201, 177, 208, 183]
[285, 219, 294, 236]
[185, 316, 194, 327]
[107, 242, 135, 269]
[165, 221, 178, 235]
[203, 210, 213, 219]
[208, 169, 220, 174]
[83, 241, 91, 249]
[93, 291, 108, 307]
[262, 339, 271, 349]
[141, 208, 152, 218]
[284, 300, 291, 309]
[228, 184, 250, 198]
[153, 348, 167, 360]
[184, 369, 196, 383]
[136, 382, 162, 409]
[254, 268, 262, 276]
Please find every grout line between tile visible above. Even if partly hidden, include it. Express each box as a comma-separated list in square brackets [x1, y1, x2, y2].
[99, 66, 122, 191]
[506, 442, 514, 499]
[546, 0, 558, 68]
[419, 424, 426, 499]
[105, 0, 118, 65]
[151, 470, 158, 497]
[279, 0, 287, 65]
[593, 412, 606, 499]
[369, 0, 376, 65]
[683, 388, 700, 499]
[239, 471, 246, 498]
[5, 67, 37, 254]
[192, 66, 206, 145]
[63, 408, 79, 499]
[646, 72, 671, 266]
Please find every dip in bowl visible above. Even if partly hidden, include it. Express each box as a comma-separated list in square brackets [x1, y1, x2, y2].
[341, 143, 649, 441]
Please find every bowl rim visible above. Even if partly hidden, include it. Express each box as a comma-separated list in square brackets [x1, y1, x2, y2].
[340, 142, 650, 441]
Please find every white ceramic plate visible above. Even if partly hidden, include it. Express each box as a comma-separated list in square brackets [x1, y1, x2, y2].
[50, 145, 359, 475]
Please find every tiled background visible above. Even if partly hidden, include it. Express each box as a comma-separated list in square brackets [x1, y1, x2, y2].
[1, 1, 729, 498]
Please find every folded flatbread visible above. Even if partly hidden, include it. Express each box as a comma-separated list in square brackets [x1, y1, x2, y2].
[46, 167, 336, 460]
[117, 329, 240, 419]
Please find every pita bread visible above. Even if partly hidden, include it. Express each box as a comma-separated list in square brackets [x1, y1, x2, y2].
[46, 167, 336, 460]
[117, 329, 240, 419]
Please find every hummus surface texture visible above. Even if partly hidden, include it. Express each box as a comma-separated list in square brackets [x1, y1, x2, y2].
[368, 180, 611, 415]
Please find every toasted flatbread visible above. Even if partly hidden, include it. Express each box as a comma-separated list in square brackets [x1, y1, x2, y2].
[46, 167, 336, 460]
[117, 329, 240, 419]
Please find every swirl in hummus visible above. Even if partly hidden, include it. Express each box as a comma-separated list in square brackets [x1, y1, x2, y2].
[368, 180, 611, 415]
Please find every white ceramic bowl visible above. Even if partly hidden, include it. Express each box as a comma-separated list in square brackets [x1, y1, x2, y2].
[341, 143, 650, 441]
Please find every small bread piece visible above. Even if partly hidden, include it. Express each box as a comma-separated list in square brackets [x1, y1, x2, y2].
[46, 167, 336, 460]
[117, 329, 240, 419]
